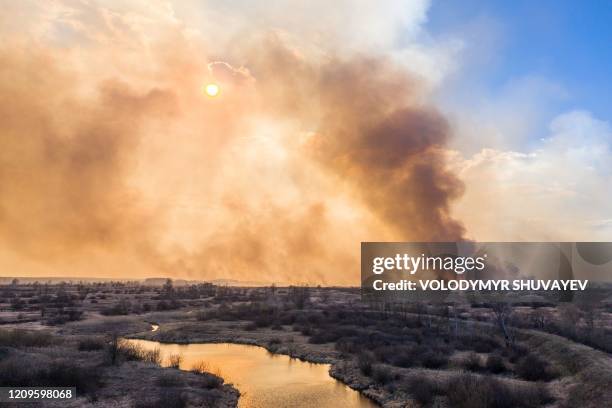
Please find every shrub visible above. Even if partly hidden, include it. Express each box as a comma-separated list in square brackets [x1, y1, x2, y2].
[156, 372, 183, 387]
[136, 389, 187, 408]
[268, 337, 282, 346]
[101, 299, 131, 316]
[157, 389, 187, 408]
[456, 333, 500, 353]
[113, 341, 161, 365]
[446, 372, 551, 408]
[515, 354, 557, 381]
[201, 374, 223, 389]
[308, 326, 358, 344]
[190, 361, 223, 389]
[392, 353, 415, 368]
[196, 310, 212, 321]
[485, 353, 506, 374]
[0, 329, 53, 348]
[471, 334, 500, 353]
[308, 331, 335, 344]
[447, 373, 504, 408]
[421, 351, 448, 369]
[463, 352, 481, 371]
[78, 337, 105, 351]
[372, 365, 393, 385]
[44, 361, 101, 394]
[168, 353, 182, 369]
[335, 339, 359, 355]
[504, 343, 528, 363]
[191, 360, 210, 374]
[403, 377, 439, 406]
[0, 357, 100, 395]
[357, 353, 373, 376]
[254, 315, 272, 328]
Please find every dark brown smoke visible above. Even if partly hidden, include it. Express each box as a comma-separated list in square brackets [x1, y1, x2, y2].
[247, 42, 466, 241]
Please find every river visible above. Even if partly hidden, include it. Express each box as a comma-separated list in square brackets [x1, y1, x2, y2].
[124, 339, 376, 408]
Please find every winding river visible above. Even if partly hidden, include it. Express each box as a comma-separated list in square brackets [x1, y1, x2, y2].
[125, 339, 376, 408]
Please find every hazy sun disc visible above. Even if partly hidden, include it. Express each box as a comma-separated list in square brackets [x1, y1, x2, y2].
[205, 83, 219, 97]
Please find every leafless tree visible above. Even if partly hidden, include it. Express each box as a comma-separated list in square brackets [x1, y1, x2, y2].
[530, 308, 551, 330]
[491, 301, 515, 348]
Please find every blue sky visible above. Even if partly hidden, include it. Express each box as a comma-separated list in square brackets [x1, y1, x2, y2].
[427, 0, 611, 123]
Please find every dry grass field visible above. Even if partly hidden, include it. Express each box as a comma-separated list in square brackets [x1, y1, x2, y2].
[0, 280, 610, 407]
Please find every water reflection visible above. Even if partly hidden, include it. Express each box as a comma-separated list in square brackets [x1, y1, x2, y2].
[125, 339, 376, 408]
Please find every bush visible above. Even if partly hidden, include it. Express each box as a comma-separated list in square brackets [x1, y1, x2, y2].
[190, 360, 210, 374]
[168, 353, 182, 369]
[392, 353, 415, 368]
[112, 340, 161, 365]
[463, 352, 481, 372]
[45, 361, 101, 394]
[254, 315, 272, 328]
[101, 299, 131, 316]
[504, 343, 528, 363]
[372, 365, 393, 385]
[0, 329, 53, 348]
[196, 310, 213, 321]
[190, 361, 223, 389]
[299, 325, 313, 336]
[456, 333, 500, 353]
[485, 353, 506, 374]
[421, 351, 448, 369]
[357, 353, 373, 376]
[403, 377, 440, 406]
[447, 373, 507, 408]
[515, 354, 557, 381]
[0, 357, 100, 395]
[78, 337, 105, 351]
[136, 389, 187, 408]
[201, 374, 223, 389]
[446, 372, 551, 408]
[157, 389, 187, 408]
[156, 372, 183, 387]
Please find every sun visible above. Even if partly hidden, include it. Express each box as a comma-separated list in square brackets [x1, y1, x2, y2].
[205, 83, 220, 97]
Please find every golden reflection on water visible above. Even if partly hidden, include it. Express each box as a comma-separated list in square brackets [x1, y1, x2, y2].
[126, 339, 376, 408]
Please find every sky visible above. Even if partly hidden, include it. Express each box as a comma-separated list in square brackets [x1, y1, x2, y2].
[0, 0, 610, 284]
[427, 0, 612, 135]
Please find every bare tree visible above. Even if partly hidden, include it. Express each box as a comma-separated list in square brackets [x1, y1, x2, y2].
[491, 301, 515, 348]
[531, 308, 551, 330]
[580, 303, 598, 335]
[559, 303, 582, 337]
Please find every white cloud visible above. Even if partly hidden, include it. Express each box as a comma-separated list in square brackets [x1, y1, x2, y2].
[173, 0, 431, 52]
[452, 110, 612, 241]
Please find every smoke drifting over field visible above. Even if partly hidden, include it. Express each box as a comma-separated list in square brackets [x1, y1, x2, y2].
[0, 1, 464, 284]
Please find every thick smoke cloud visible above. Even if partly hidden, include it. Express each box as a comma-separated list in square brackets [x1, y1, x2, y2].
[0, 47, 176, 259]
[313, 59, 465, 240]
[0, 1, 464, 284]
[243, 43, 465, 240]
